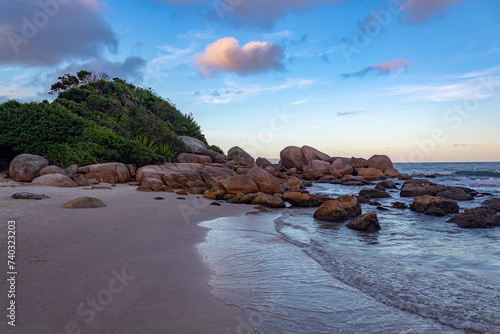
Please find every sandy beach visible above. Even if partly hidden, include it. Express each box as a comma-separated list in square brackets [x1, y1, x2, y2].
[0, 181, 256, 334]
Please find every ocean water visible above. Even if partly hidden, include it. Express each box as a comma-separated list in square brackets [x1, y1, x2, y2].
[198, 162, 500, 334]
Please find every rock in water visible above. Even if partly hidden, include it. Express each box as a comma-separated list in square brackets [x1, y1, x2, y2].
[283, 191, 323, 207]
[346, 212, 381, 231]
[314, 200, 348, 222]
[329, 158, 354, 177]
[32, 174, 78, 187]
[63, 197, 106, 209]
[9, 154, 49, 182]
[359, 188, 390, 199]
[482, 198, 500, 212]
[410, 195, 459, 216]
[447, 207, 500, 228]
[368, 154, 393, 173]
[337, 195, 362, 218]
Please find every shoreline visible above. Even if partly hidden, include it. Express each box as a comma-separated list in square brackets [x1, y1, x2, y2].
[0, 184, 256, 334]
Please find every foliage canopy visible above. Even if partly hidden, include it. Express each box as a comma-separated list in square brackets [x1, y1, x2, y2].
[0, 74, 208, 166]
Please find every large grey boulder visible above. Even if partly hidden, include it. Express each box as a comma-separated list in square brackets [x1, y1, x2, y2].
[32, 174, 78, 187]
[179, 136, 207, 153]
[227, 147, 256, 168]
[9, 154, 49, 182]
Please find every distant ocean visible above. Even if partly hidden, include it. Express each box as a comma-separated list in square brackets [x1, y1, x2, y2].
[198, 162, 500, 334]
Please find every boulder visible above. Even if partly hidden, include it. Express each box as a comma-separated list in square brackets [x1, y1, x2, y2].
[64, 164, 79, 178]
[359, 188, 390, 199]
[141, 177, 165, 187]
[329, 158, 354, 177]
[256, 157, 273, 168]
[356, 168, 385, 181]
[176, 153, 212, 164]
[410, 195, 459, 216]
[63, 197, 106, 209]
[337, 195, 362, 218]
[384, 168, 402, 178]
[199, 167, 237, 189]
[239, 193, 257, 204]
[253, 194, 286, 208]
[447, 207, 500, 228]
[227, 147, 256, 168]
[280, 146, 305, 170]
[341, 175, 369, 186]
[287, 176, 304, 190]
[32, 174, 78, 187]
[482, 198, 500, 212]
[40, 165, 68, 177]
[72, 174, 91, 186]
[308, 160, 331, 174]
[346, 213, 381, 232]
[301, 146, 330, 163]
[125, 164, 137, 178]
[12, 192, 49, 200]
[137, 185, 153, 192]
[9, 154, 49, 182]
[303, 169, 323, 180]
[247, 167, 283, 194]
[221, 175, 259, 194]
[346, 157, 372, 169]
[203, 184, 226, 200]
[283, 191, 323, 207]
[400, 183, 433, 197]
[162, 170, 206, 190]
[179, 136, 207, 153]
[391, 202, 408, 209]
[436, 187, 474, 201]
[314, 200, 348, 222]
[377, 180, 397, 189]
[199, 148, 226, 163]
[77, 163, 130, 184]
[368, 155, 393, 172]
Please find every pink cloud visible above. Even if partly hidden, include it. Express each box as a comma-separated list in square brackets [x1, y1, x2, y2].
[342, 59, 416, 78]
[194, 37, 284, 77]
[159, 0, 346, 26]
[400, 0, 465, 24]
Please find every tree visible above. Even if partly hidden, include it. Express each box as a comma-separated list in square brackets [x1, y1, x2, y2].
[49, 70, 111, 95]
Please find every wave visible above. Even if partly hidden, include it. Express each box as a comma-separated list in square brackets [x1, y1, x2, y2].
[408, 171, 455, 176]
[455, 171, 500, 178]
[454, 177, 500, 187]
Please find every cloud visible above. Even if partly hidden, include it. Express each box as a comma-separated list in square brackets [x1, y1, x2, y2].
[194, 37, 284, 77]
[337, 110, 366, 117]
[191, 77, 313, 104]
[157, 0, 346, 27]
[379, 67, 500, 102]
[0, 0, 117, 66]
[342, 59, 415, 79]
[400, 0, 465, 24]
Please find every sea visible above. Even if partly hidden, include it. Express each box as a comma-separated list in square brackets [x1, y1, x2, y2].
[198, 162, 500, 334]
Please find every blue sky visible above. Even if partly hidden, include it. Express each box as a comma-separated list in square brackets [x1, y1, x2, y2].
[1, 0, 499, 162]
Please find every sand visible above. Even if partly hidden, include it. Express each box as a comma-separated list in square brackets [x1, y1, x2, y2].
[0, 181, 256, 334]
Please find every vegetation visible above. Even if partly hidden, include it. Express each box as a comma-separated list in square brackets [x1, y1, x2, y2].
[0, 72, 208, 166]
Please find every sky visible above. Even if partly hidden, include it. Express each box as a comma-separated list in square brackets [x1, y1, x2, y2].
[1, 0, 499, 162]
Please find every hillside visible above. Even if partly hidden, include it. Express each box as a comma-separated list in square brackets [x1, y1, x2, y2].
[0, 75, 210, 167]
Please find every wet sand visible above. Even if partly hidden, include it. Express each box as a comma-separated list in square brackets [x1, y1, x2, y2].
[0, 182, 255, 334]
